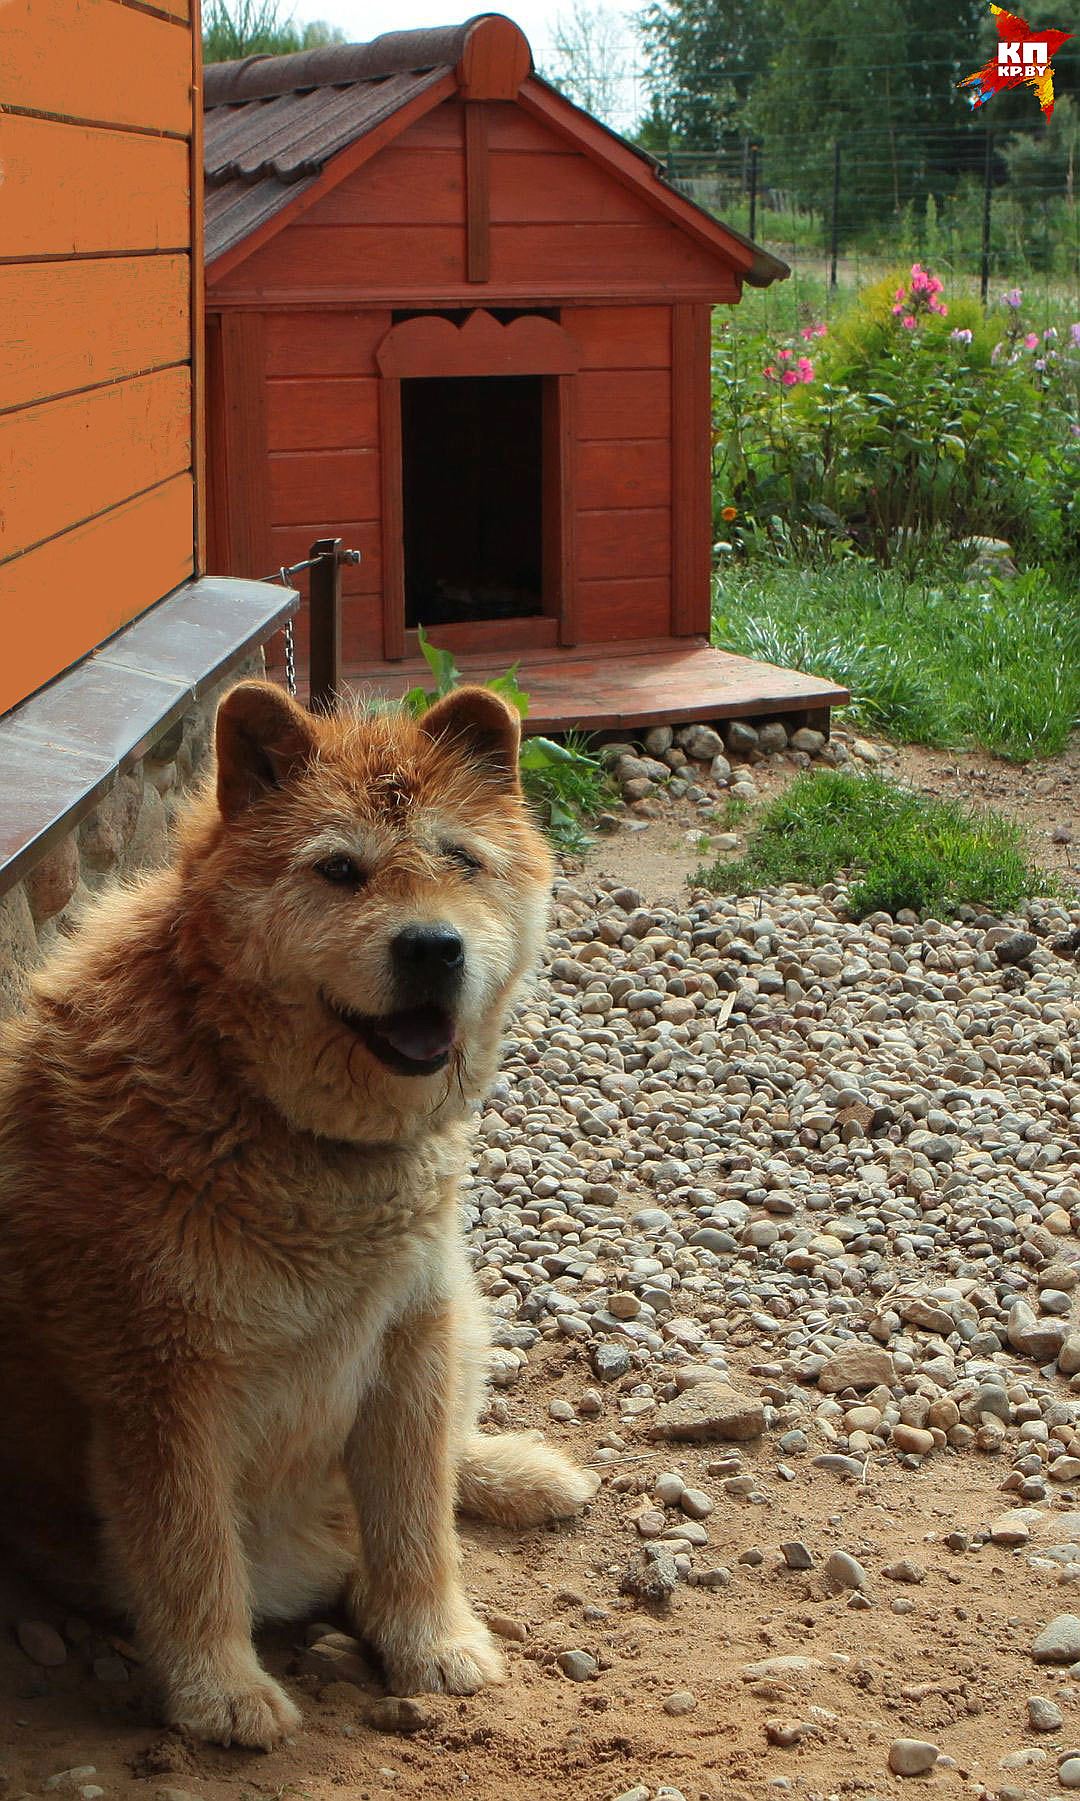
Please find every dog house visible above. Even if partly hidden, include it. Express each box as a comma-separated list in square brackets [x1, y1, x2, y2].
[203, 15, 847, 729]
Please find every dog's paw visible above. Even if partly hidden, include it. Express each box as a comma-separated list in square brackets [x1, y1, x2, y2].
[168, 1670, 302, 1750]
[380, 1611, 506, 1697]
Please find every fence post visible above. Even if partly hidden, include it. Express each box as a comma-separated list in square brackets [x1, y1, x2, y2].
[308, 535, 342, 714]
[980, 128, 994, 306]
[748, 143, 759, 242]
[829, 140, 841, 289]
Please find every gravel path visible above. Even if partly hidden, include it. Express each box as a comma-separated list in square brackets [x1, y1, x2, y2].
[472, 873, 1080, 1499]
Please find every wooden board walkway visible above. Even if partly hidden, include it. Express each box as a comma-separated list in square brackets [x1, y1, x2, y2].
[340, 636, 849, 735]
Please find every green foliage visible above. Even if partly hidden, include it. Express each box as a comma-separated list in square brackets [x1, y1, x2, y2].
[712, 270, 1080, 569]
[693, 770, 1055, 920]
[399, 630, 609, 849]
[202, 0, 343, 61]
[713, 561, 1080, 762]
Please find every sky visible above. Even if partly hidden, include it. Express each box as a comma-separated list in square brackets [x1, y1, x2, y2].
[285, 0, 649, 129]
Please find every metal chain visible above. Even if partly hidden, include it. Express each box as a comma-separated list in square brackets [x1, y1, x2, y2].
[283, 615, 297, 699]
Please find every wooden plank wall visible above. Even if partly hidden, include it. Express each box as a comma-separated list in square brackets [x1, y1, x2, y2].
[564, 306, 674, 643]
[262, 311, 389, 666]
[0, 0, 197, 717]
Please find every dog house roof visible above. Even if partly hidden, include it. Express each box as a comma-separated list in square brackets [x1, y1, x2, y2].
[203, 13, 788, 287]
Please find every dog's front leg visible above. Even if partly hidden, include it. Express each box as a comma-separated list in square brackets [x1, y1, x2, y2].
[344, 1304, 505, 1696]
[90, 1393, 301, 1749]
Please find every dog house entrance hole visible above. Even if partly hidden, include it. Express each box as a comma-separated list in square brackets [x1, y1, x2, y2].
[401, 375, 544, 629]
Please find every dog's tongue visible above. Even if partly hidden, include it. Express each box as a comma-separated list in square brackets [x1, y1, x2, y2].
[379, 1006, 456, 1063]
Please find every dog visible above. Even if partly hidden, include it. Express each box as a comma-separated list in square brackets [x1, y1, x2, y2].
[0, 680, 598, 1750]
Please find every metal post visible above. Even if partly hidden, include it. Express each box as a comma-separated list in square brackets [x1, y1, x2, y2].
[829, 140, 841, 289]
[748, 143, 759, 242]
[307, 536, 342, 714]
[980, 128, 994, 306]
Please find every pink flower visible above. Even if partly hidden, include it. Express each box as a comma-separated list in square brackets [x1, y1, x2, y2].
[778, 348, 793, 360]
[950, 328, 973, 345]
[1003, 288, 1023, 309]
[781, 369, 798, 386]
[902, 316, 917, 330]
[1024, 332, 1039, 349]
[762, 364, 777, 379]
[796, 357, 814, 383]
[1070, 322, 1080, 347]
[891, 304, 905, 317]
[895, 287, 906, 302]
[814, 322, 827, 338]
[1045, 327, 1058, 341]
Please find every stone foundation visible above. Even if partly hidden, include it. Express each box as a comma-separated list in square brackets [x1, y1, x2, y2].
[0, 653, 263, 1021]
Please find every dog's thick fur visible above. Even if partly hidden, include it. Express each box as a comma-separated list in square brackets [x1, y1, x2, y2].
[0, 682, 597, 1749]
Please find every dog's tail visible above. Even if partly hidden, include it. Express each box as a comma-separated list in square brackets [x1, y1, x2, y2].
[456, 1431, 600, 1528]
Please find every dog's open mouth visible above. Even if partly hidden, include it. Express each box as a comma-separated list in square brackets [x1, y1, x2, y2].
[325, 995, 457, 1076]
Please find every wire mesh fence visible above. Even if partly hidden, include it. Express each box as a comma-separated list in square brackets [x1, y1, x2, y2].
[658, 118, 1080, 313]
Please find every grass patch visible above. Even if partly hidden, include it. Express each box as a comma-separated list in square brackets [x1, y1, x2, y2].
[522, 729, 613, 854]
[713, 561, 1080, 762]
[693, 770, 1056, 920]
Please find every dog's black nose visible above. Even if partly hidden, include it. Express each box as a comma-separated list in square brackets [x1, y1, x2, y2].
[392, 924, 465, 990]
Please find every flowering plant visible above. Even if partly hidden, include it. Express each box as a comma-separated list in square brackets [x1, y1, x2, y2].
[891, 263, 947, 328]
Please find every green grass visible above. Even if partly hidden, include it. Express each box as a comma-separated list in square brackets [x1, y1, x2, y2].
[713, 561, 1080, 762]
[693, 769, 1057, 920]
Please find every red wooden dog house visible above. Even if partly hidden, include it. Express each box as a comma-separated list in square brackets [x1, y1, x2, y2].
[203, 15, 848, 730]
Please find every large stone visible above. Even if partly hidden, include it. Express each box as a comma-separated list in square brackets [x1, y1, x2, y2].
[678, 724, 725, 761]
[1008, 1300, 1068, 1363]
[1032, 1614, 1080, 1663]
[78, 772, 144, 872]
[24, 838, 80, 926]
[817, 1346, 896, 1393]
[647, 1383, 765, 1443]
[888, 1740, 939, 1776]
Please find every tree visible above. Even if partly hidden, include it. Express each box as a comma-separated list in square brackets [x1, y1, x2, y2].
[202, 0, 344, 64]
[541, 0, 630, 128]
[636, 0, 778, 151]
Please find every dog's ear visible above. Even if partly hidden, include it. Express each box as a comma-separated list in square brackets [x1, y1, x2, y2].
[421, 686, 522, 789]
[216, 681, 319, 820]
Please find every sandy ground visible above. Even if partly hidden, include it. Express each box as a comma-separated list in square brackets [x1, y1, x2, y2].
[2, 731, 1078, 1801]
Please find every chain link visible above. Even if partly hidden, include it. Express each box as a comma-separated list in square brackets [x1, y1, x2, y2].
[283, 615, 297, 699]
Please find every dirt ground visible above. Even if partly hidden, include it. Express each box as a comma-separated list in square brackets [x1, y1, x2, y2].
[2, 731, 1078, 1801]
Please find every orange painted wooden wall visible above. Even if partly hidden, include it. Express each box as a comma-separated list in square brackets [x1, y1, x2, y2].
[207, 94, 720, 664]
[0, 0, 202, 717]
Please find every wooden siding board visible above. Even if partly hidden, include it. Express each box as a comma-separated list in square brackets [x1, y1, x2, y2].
[0, 475, 193, 718]
[267, 448, 379, 527]
[2, 115, 189, 258]
[578, 438, 670, 510]
[214, 223, 741, 303]
[190, 0, 206, 572]
[577, 576, 670, 642]
[2, 0, 191, 134]
[563, 306, 670, 369]
[264, 310, 388, 378]
[577, 508, 670, 581]
[0, 366, 191, 563]
[304, 149, 464, 227]
[671, 302, 712, 636]
[576, 370, 670, 441]
[465, 104, 491, 282]
[266, 377, 380, 451]
[0, 255, 190, 413]
[219, 311, 271, 578]
[379, 378, 405, 660]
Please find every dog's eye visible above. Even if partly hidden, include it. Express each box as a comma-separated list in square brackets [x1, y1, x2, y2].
[315, 853, 366, 888]
[441, 843, 484, 877]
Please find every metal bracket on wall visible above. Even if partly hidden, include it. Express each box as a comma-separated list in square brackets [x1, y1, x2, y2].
[263, 541, 361, 712]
